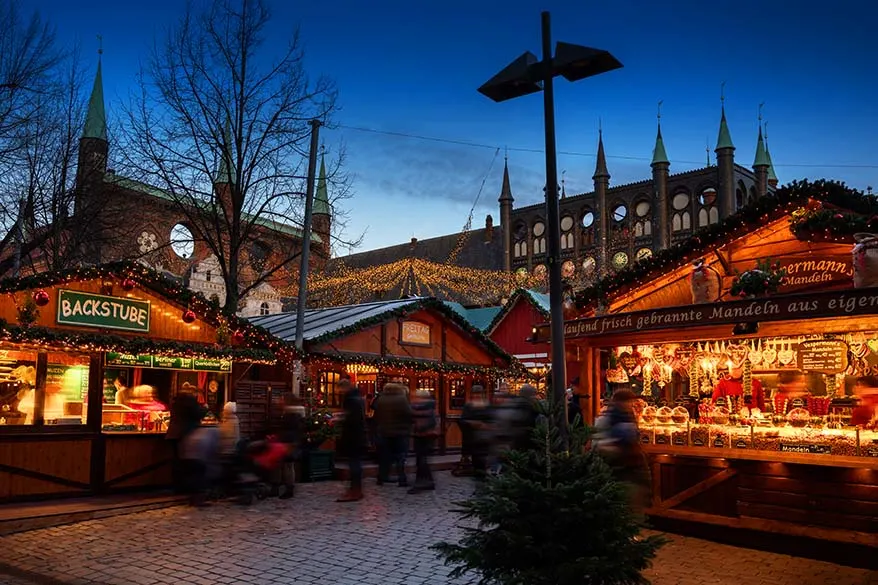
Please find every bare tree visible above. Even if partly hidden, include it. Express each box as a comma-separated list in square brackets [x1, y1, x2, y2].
[121, 0, 355, 314]
[0, 0, 62, 271]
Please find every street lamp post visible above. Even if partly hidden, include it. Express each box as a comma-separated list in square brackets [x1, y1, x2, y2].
[291, 119, 321, 398]
[479, 12, 622, 439]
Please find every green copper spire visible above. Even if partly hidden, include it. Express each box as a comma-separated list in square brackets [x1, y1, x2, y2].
[753, 124, 770, 167]
[765, 123, 778, 183]
[83, 57, 107, 141]
[651, 101, 669, 166]
[215, 117, 235, 185]
[715, 106, 734, 151]
[313, 148, 330, 216]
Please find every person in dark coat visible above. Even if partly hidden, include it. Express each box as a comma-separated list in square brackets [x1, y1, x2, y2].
[336, 379, 367, 502]
[460, 385, 493, 480]
[409, 389, 437, 493]
[274, 405, 305, 499]
[165, 390, 204, 494]
[373, 383, 412, 486]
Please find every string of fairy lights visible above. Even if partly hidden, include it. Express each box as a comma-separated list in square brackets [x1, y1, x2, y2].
[296, 257, 545, 307]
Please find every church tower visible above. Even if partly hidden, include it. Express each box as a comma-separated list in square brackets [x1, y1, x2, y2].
[498, 154, 514, 271]
[715, 91, 736, 219]
[753, 118, 770, 199]
[650, 104, 670, 250]
[312, 147, 332, 264]
[593, 128, 610, 275]
[75, 50, 108, 218]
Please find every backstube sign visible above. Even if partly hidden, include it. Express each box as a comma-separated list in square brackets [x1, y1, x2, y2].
[57, 289, 151, 333]
[562, 288, 878, 339]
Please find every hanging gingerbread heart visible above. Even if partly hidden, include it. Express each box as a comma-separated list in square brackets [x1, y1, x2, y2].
[748, 339, 763, 366]
[727, 343, 749, 367]
[867, 338, 878, 355]
[762, 342, 778, 366]
[778, 341, 795, 366]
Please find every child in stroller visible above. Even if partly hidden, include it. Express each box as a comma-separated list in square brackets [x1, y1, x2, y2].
[222, 436, 288, 504]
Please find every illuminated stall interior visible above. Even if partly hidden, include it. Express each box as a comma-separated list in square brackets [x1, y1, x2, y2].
[251, 297, 521, 452]
[0, 262, 282, 502]
[557, 181, 878, 544]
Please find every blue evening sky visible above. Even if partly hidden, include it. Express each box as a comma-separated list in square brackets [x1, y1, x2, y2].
[40, 0, 878, 253]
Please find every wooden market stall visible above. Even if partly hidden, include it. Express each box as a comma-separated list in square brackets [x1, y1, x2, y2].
[250, 297, 520, 453]
[0, 262, 285, 503]
[552, 181, 878, 546]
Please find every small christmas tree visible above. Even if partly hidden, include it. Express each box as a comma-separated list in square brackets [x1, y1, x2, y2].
[302, 382, 336, 449]
[433, 399, 665, 585]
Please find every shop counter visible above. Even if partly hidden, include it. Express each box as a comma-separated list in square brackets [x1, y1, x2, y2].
[643, 444, 878, 547]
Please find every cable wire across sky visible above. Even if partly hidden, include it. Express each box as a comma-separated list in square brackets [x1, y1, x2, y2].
[336, 123, 878, 170]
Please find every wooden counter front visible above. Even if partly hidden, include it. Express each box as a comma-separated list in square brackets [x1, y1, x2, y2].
[644, 446, 878, 547]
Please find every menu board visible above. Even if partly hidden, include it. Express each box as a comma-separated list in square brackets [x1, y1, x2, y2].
[796, 340, 849, 374]
[106, 353, 231, 372]
[46, 364, 89, 401]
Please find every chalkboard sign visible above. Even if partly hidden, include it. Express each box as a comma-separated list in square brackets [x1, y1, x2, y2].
[797, 339, 849, 374]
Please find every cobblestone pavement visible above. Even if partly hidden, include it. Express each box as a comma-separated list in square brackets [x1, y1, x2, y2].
[0, 472, 873, 585]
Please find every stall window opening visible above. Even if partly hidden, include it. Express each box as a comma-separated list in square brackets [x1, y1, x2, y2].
[449, 379, 466, 409]
[417, 377, 436, 398]
[0, 349, 39, 426]
[319, 371, 343, 407]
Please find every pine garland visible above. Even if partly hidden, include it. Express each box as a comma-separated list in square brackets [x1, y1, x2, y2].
[0, 320, 276, 362]
[574, 180, 872, 309]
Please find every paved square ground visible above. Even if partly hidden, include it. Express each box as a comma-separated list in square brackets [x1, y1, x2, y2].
[0, 472, 873, 585]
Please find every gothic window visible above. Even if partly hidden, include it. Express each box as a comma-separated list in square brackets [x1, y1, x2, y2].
[581, 210, 595, 228]
[561, 260, 575, 278]
[560, 215, 574, 250]
[635, 247, 653, 262]
[205, 270, 212, 282]
[698, 187, 719, 227]
[633, 200, 652, 238]
[735, 188, 744, 210]
[259, 302, 270, 316]
[698, 188, 717, 206]
[748, 185, 757, 203]
[612, 204, 627, 223]
[672, 211, 691, 232]
[672, 191, 690, 211]
[611, 251, 629, 270]
[513, 222, 528, 258]
[533, 221, 546, 255]
[170, 223, 194, 259]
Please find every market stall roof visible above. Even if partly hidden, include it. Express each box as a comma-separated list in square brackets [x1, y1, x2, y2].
[485, 288, 550, 335]
[0, 261, 287, 363]
[249, 296, 514, 361]
[442, 301, 503, 332]
[573, 179, 876, 311]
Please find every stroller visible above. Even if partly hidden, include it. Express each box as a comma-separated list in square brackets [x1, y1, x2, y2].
[223, 436, 288, 505]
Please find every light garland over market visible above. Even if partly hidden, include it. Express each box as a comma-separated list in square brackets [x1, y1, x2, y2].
[301, 257, 545, 307]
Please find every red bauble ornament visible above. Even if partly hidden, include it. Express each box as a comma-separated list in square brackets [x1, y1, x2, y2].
[32, 289, 49, 307]
[833, 213, 844, 220]
[182, 309, 197, 324]
[232, 330, 245, 343]
[121, 278, 136, 291]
